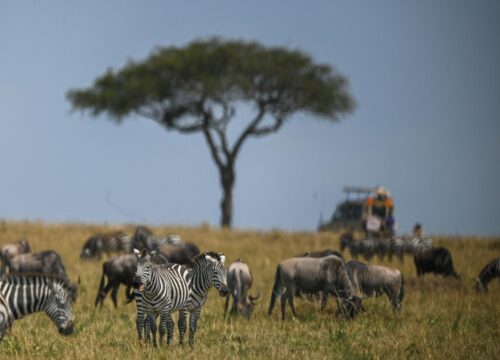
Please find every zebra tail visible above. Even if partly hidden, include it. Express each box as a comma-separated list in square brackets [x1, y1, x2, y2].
[268, 265, 282, 315]
[95, 264, 107, 307]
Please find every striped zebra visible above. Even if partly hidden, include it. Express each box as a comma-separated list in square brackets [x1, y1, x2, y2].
[475, 258, 500, 293]
[0, 273, 78, 340]
[133, 249, 228, 347]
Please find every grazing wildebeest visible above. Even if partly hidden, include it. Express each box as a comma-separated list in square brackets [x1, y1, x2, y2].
[346, 260, 404, 311]
[0, 239, 31, 273]
[8, 250, 68, 278]
[475, 258, 500, 293]
[0, 273, 78, 340]
[95, 253, 169, 308]
[413, 247, 459, 278]
[80, 231, 131, 260]
[158, 243, 200, 266]
[268, 255, 363, 320]
[224, 259, 260, 318]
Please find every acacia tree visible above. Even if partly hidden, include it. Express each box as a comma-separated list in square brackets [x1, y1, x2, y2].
[67, 38, 355, 228]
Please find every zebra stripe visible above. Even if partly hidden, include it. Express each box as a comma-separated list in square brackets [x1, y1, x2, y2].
[0, 274, 76, 340]
[476, 258, 500, 293]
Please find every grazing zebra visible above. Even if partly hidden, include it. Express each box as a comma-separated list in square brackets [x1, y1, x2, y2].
[0, 273, 78, 340]
[476, 258, 500, 293]
[133, 250, 228, 347]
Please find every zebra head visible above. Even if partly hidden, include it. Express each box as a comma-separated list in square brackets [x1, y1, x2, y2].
[45, 279, 76, 335]
[195, 252, 228, 297]
[133, 248, 152, 292]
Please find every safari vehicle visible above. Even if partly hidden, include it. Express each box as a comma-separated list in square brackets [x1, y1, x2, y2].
[318, 186, 372, 232]
[319, 185, 396, 235]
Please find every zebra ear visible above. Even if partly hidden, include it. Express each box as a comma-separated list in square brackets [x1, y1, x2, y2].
[133, 248, 141, 256]
[219, 254, 225, 265]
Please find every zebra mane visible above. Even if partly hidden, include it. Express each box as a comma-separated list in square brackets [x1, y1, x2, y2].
[192, 251, 224, 264]
[1, 272, 76, 289]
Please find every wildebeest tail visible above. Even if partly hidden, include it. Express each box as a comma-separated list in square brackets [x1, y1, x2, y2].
[95, 263, 107, 307]
[399, 273, 405, 304]
[268, 265, 282, 315]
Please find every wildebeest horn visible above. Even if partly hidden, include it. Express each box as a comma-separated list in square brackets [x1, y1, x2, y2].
[249, 291, 261, 302]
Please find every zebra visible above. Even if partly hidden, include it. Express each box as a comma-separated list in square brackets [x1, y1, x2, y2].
[0, 273, 78, 340]
[133, 249, 228, 347]
[475, 258, 500, 293]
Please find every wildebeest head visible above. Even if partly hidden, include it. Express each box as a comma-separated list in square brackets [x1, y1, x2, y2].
[193, 252, 228, 297]
[240, 291, 261, 318]
[80, 235, 100, 259]
[18, 238, 31, 254]
[339, 295, 365, 319]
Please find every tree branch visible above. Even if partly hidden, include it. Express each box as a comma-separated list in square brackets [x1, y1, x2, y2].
[231, 102, 266, 159]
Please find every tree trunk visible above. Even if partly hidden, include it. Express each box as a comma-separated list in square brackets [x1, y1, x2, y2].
[219, 165, 235, 228]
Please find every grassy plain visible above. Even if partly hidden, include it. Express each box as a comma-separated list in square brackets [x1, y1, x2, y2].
[0, 221, 498, 359]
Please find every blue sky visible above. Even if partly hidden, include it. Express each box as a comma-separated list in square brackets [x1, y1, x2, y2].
[0, 1, 499, 236]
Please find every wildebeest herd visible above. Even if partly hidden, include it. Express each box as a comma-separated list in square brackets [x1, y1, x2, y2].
[0, 227, 498, 348]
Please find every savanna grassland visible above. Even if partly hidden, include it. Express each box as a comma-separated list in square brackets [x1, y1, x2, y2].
[0, 221, 498, 359]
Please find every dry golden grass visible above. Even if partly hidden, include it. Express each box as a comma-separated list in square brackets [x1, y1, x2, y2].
[0, 221, 498, 359]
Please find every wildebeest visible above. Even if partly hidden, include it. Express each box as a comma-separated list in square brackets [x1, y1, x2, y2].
[268, 255, 363, 320]
[1, 238, 31, 273]
[475, 258, 500, 293]
[413, 247, 459, 278]
[131, 225, 184, 252]
[158, 243, 200, 266]
[8, 250, 68, 278]
[346, 260, 404, 311]
[224, 259, 260, 318]
[80, 231, 131, 260]
[95, 253, 169, 308]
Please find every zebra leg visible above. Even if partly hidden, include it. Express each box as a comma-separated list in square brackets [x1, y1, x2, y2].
[188, 307, 202, 347]
[159, 310, 175, 346]
[149, 315, 158, 347]
[178, 309, 188, 345]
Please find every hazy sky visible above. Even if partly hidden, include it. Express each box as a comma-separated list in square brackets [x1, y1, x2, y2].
[1, 1, 499, 236]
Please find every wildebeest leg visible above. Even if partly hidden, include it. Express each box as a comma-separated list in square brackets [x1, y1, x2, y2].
[111, 283, 120, 308]
[287, 287, 298, 318]
[280, 292, 288, 320]
[96, 280, 115, 307]
[178, 309, 188, 345]
[321, 290, 329, 311]
[223, 295, 230, 318]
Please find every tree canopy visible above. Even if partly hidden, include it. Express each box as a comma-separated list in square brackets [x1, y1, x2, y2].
[67, 38, 355, 227]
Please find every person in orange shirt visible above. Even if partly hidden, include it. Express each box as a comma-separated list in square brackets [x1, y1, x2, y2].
[366, 186, 394, 236]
